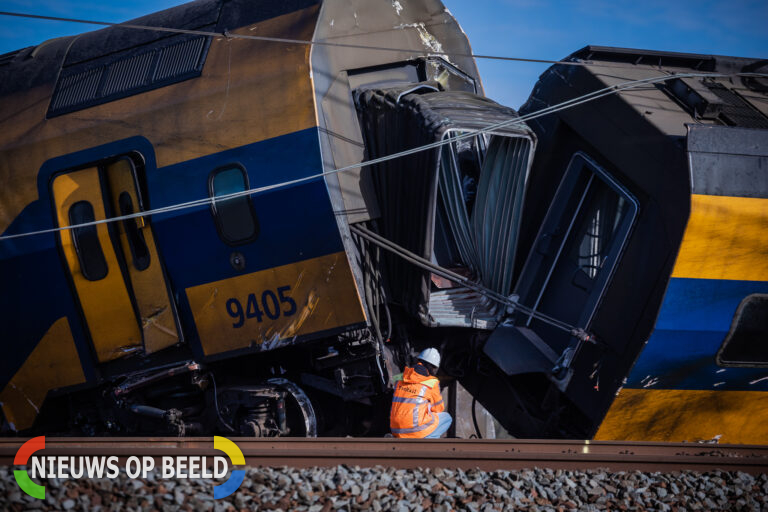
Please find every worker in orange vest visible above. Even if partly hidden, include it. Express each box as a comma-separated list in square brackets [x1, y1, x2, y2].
[390, 348, 452, 438]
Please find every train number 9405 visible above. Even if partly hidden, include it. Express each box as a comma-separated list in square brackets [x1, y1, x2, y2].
[226, 285, 297, 328]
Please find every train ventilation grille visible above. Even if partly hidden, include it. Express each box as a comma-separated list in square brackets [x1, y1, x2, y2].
[48, 35, 209, 117]
[703, 82, 768, 129]
[661, 77, 768, 129]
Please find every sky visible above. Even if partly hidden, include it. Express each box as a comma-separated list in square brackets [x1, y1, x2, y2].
[0, 0, 766, 108]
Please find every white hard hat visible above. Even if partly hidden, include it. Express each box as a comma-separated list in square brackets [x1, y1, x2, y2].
[417, 348, 441, 368]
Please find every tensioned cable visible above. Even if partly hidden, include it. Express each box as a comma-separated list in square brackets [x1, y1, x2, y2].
[0, 10, 663, 68]
[1, 70, 765, 243]
[349, 225, 586, 338]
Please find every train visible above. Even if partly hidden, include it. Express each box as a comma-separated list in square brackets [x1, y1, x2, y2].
[1, 0, 766, 442]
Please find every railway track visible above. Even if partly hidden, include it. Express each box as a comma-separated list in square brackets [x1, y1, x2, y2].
[1, 438, 767, 474]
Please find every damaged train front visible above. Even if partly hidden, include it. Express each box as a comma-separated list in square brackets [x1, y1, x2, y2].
[312, 0, 592, 438]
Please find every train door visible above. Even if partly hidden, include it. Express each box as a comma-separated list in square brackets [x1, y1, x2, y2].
[516, 153, 638, 354]
[52, 156, 180, 363]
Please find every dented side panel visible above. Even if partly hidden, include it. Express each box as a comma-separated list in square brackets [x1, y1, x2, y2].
[0, 1, 371, 431]
[104, 158, 180, 354]
[187, 252, 366, 356]
[52, 167, 144, 362]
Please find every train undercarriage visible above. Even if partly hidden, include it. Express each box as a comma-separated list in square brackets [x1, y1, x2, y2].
[18, 306, 591, 440]
[23, 333, 387, 437]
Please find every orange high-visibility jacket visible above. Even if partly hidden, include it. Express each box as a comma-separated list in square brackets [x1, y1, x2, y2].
[390, 364, 445, 438]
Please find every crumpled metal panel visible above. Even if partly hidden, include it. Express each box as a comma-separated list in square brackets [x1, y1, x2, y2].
[312, 0, 482, 225]
[472, 136, 532, 296]
[427, 287, 497, 329]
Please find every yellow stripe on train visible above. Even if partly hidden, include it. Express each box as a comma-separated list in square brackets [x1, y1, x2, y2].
[672, 194, 768, 282]
[186, 252, 366, 356]
[595, 388, 768, 444]
[0, 317, 86, 431]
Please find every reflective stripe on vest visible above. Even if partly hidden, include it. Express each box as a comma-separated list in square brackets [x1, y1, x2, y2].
[423, 378, 439, 388]
[392, 396, 426, 405]
[391, 414, 436, 434]
[414, 384, 428, 428]
[392, 384, 435, 434]
[392, 382, 435, 432]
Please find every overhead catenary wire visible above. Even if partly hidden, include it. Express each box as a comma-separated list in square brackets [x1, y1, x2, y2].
[1, 69, 765, 244]
[2, 13, 763, 342]
[0, 10, 631, 68]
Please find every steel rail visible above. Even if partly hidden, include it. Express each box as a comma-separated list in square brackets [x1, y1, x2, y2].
[1, 438, 766, 474]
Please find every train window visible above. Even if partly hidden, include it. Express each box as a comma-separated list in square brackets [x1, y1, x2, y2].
[118, 192, 150, 271]
[572, 190, 629, 280]
[717, 294, 768, 366]
[209, 165, 259, 245]
[69, 201, 108, 281]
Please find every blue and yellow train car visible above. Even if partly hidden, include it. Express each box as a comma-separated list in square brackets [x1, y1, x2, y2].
[0, 0, 489, 435]
[506, 47, 768, 444]
[596, 123, 768, 443]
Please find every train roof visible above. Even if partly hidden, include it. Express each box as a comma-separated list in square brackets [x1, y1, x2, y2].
[549, 45, 768, 134]
[520, 45, 768, 200]
[0, 0, 318, 113]
[569, 45, 765, 71]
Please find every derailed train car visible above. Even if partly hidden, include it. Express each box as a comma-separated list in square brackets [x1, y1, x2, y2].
[0, 0, 766, 441]
[0, 0, 511, 436]
[515, 47, 768, 443]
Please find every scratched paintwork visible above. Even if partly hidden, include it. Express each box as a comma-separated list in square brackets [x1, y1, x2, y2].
[597, 193, 768, 443]
[186, 252, 366, 356]
[595, 387, 768, 444]
[52, 167, 143, 362]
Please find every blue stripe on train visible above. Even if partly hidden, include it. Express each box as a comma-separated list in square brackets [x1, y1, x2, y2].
[148, 128, 327, 219]
[0, 247, 95, 392]
[148, 127, 345, 355]
[654, 277, 768, 332]
[625, 277, 768, 392]
[151, 179, 343, 290]
[148, 128, 343, 288]
[0, 127, 344, 386]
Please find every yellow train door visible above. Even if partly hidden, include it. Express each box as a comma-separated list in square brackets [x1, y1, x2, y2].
[52, 157, 179, 363]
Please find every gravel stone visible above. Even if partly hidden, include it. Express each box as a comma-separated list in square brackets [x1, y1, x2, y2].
[1, 464, 766, 511]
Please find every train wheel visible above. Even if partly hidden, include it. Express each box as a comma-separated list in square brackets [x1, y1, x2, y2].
[267, 378, 317, 437]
